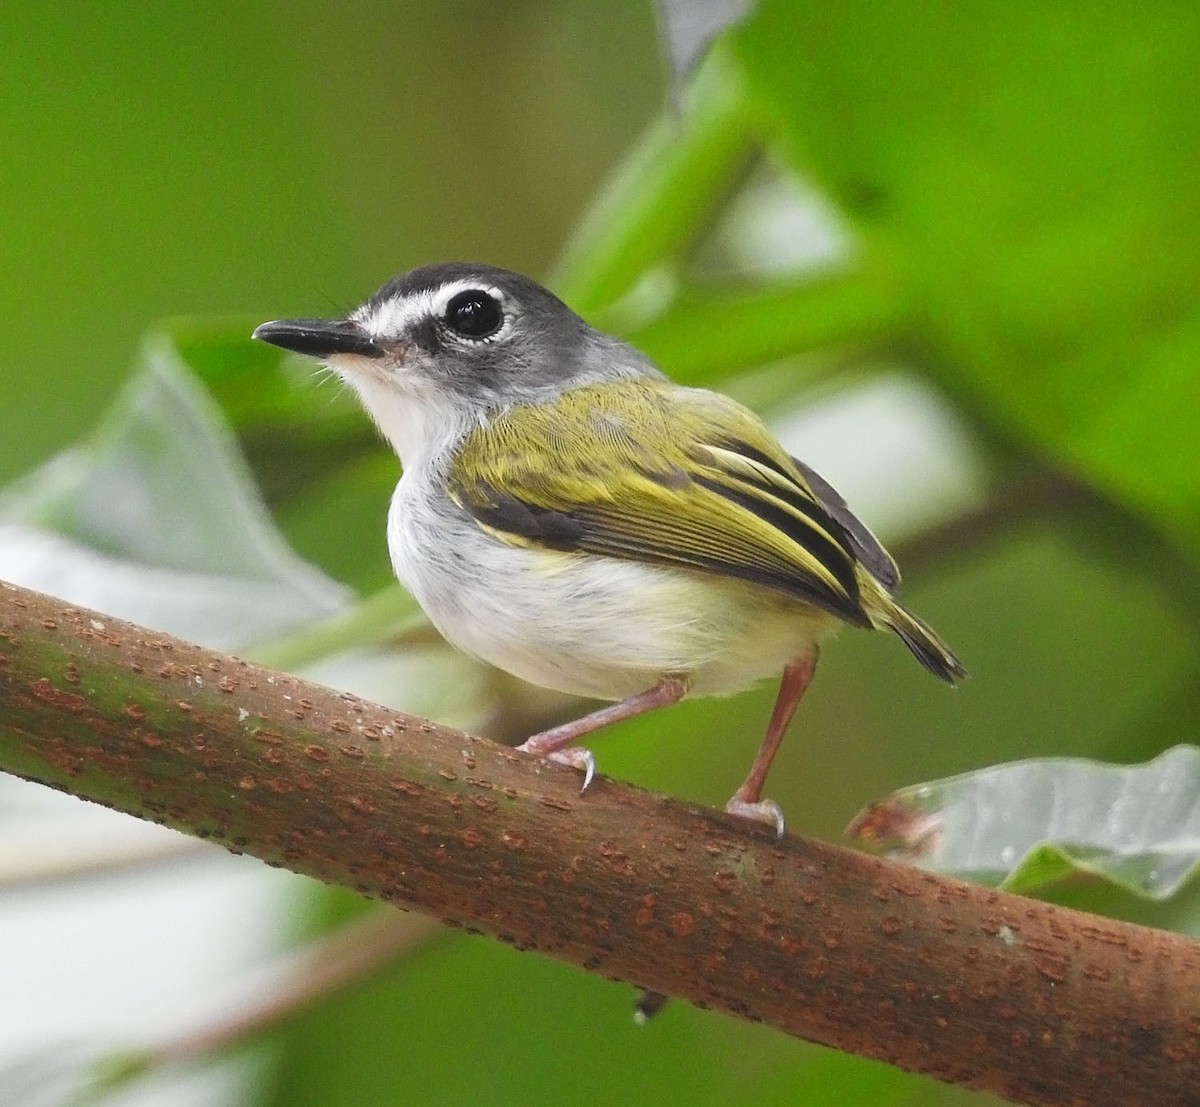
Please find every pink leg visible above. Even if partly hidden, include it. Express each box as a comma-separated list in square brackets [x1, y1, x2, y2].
[725, 650, 818, 837]
[633, 656, 815, 1022]
[517, 675, 689, 789]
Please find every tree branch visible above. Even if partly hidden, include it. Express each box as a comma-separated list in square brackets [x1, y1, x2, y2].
[2, 579, 1198, 1107]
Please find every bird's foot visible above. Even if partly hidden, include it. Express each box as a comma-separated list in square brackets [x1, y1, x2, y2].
[514, 743, 595, 791]
[724, 797, 786, 839]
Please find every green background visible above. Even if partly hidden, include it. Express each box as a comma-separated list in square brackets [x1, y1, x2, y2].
[1, 3, 659, 487]
[3, 4, 1199, 1106]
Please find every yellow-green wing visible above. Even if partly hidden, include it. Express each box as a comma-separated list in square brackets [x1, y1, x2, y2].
[446, 379, 874, 626]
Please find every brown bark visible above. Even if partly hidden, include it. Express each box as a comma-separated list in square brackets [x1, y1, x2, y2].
[1, 579, 1198, 1106]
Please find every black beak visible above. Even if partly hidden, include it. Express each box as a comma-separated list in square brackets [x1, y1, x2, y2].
[252, 318, 385, 359]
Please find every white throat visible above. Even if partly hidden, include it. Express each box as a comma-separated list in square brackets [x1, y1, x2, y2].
[332, 358, 471, 470]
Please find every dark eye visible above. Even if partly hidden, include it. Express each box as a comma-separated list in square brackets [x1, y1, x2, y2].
[444, 289, 504, 339]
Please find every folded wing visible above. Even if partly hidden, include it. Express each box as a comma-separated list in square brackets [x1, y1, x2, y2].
[445, 380, 890, 629]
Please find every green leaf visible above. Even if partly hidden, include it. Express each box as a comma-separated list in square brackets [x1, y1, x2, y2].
[551, 49, 757, 314]
[622, 265, 905, 383]
[162, 316, 380, 510]
[729, 4, 1200, 560]
[0, 323, 493, 727]
[0, 333, 349, 650]
[848, 746, 1200, 899]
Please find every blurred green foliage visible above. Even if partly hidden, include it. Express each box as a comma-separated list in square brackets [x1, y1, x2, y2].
[1, 2, 659, 486]
[4, 4, 1200, 1107]
[734, 2, 1200, 560]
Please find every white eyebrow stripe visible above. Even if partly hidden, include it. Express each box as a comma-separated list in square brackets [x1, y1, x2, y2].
[430, 281, 506, 318]
[352, 289, 435, 337]
[352, 281, 508, 339]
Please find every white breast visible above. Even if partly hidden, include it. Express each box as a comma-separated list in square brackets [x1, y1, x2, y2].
[387, 468, 836, 702]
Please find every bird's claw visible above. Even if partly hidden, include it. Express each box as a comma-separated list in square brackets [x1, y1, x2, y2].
[725, 797, 786, 839]
[548, 747, 596, 791]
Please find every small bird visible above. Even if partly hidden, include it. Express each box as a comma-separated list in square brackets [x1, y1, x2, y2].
[254, 263, 965, 834]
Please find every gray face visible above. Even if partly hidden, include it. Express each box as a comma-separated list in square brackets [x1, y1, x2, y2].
[347, 262, 656, 407]
[252, 262, 664, 465]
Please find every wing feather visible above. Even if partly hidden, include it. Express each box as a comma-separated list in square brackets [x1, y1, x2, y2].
[446, 381, 882, 627]
[789, 456, 900, 589]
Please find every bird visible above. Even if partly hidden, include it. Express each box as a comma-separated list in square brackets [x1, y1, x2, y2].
[253, 262, 965, 835]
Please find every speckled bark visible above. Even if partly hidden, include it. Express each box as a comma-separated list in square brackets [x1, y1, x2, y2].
[1, 579, 1198, 1107]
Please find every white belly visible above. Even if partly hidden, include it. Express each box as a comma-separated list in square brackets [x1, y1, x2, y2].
[387, 474, 836, 701]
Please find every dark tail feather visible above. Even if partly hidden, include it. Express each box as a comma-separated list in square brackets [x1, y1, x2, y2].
[887, 604, 968, 684]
